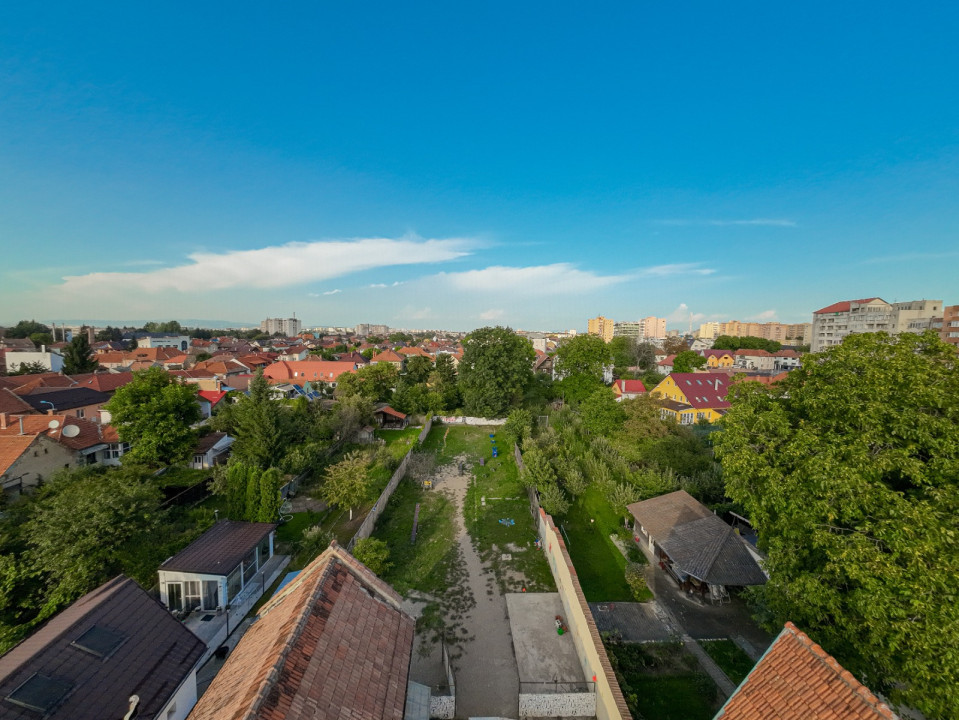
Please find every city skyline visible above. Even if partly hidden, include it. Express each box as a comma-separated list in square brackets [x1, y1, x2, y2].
[1, 3, 957, 329]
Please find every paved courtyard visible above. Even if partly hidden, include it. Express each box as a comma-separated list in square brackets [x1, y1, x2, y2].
[588, 601, 673, 643]
[506, 592, 587, 692]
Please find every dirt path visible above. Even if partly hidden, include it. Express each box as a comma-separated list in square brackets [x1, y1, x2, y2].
[434, 457, 520, 719]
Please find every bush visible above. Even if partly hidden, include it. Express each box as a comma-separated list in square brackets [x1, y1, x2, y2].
[300, 526, 334, 559]
[625, 563, 648, 601]
[352, 537, 392, 575]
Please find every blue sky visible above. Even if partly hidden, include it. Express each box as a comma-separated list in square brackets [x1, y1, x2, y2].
[1, 2, 957, 331]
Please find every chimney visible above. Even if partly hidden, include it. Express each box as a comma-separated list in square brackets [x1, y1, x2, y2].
[18, 416, 24, 435]
[0, 412, 6, 430]
[47, 408, 55, 416]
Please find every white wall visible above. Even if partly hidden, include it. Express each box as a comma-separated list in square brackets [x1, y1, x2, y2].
[5, 350, 64, 372]
[159, 669, 199, 720]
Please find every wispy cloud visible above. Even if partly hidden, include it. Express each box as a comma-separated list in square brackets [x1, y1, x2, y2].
[638, 263, 716, 278]
[435, 263, 632, 295]
[860, 251, 959, 265]
[479, 309, 505, 320]
[368, 281, 405, 288]
[748, 309, 778, 321]
[397, 306, 432, 321]
[56, 236, 474, 295]
[322, 289, 342, 295]
[655, 218, 797, 227]
[667, 303, 706, 324]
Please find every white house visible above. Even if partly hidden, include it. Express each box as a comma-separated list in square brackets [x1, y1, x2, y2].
[191, 432, 234, 469]
[4, 348, 64, 373]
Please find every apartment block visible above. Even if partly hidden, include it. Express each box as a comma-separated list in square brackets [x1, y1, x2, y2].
[260, 317, 302, 336]
[811, 297, 943, 352]
[587, 316, 615, 342]
[941, 305, 959, 349]
[641, 316, 667, 339]
[613, 321, 641, 339]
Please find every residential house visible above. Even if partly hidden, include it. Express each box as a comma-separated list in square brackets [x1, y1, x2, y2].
[67, 371, 135, 395]
[611, 379, 646, 401]
[651, 373, 731, 424]
[158, 521, 285, 624]
[276, 346, 309, 362]
[657, 354, 676, 375]
[373, 404, 409, 429]
[0, 432, 76, 495]
[4, 349, 64, 373]
[627, 490, 766, 602]
[191, 432, 234, 469]
[699, 349, 735, 368]
[0, 575, 206, 720]
[263, 360, 359, 388]
[731, 349, 776, 372]
[20, 387, 111, 420]
[398, 346, 431, 359]
[772, 348, 802, 371]
[132, 333, 191, 351]
[197, 390, 229, 418]
[187, 542, 415, 720]
[0, 388, 37, 416]
[370, 349, 406, 370]
[0, 338, 36, 350]
[0, 413, 122, 469]
[533, 350, 554, 376]
[715, 622, 897, 720]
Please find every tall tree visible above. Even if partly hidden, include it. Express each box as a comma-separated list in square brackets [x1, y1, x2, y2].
[555, 334, 612, 382]
[231, 370, 293, 469]
[715, 331, 959, 719]
[334, 362, 399, 402]
[321, 451, 370, 520]
[579, 387, 627, 436]
[712, 335, 781, 353]
[104, 367, 200, 466]
[404, 355, 433, 384]
[62, 334, 99, 375]
[458, 326, 535, 417]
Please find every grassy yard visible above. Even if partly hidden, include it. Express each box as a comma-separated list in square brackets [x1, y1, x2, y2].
[375, 426, 422, 460]
[606, 642, 721, 720]
[700, 639, 755, 686]
[558, 486, 650, 602]
[463, 430, 555, 593]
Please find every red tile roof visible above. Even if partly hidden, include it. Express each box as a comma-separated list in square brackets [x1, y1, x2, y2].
[0, 414, 118, 450]
[371, 350, 404, 364]
[716, 622, 898, 720]
[0, 388, 37, 415]
[188, 543, 414, 720]
[613, 379, 646, 394]
[0, 435, 37, 475]
[733, 348, 772, 357]
[813, 298, 882, 315]
[198, 390, 228, 406]
[66, 372, 135, 393]
[263, 360, 358, 384]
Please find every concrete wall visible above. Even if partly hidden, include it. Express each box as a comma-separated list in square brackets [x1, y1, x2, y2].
[418, 415, 434, 444]
[429, 695, 455, 719]
[519, 692, 597, 717]
[347, 449, 412, 551]
[160, 669, 199, 720]
[537, 509, 630, 720]
[435, 416, 507, 426]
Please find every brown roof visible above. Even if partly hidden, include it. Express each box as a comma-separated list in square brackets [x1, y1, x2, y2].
[188, 543, 414, 720]
[194, 431, 230, 454]
[0, 576, 205, 720]
[813, 297, 884, 315]
[66, 372, 135, 393]
[370, 350, 404, 363]
[0, 435, 37, 475]
[0, 414, 118, 451]
[160, 520, 275, 575]
[716, 622, 897, 720]
[0, 388, 37, 415]
[627, 490, 712, 541]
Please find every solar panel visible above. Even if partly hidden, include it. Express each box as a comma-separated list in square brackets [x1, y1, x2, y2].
[6, 674, 73, 713]
[71, 625, 126, 658]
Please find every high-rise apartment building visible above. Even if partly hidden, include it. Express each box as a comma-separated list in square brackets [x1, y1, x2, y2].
[940, 305, 959, 349]
[587, 316, 615, 342]
[613, 321, 641, 339]
[260, 317, 302, 336]
[811, 298, 943, 352]
[641, 316, 667, 339]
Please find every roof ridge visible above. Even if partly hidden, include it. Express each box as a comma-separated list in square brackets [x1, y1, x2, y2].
[687, 517, 734, 579]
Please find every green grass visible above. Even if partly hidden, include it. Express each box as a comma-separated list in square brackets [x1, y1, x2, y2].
[558, 486, 638, 602]
[375, 425, 422, 451]
[275, 510, 325, 545]
[606, 642, 720, 720]
[700, 639, 755, 685]
[421, 424, 499, 464]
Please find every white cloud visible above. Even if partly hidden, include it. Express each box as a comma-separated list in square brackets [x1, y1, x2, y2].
[655, 218, 797, 227]
[667, 303, 706, 324]
[748, 309, 778, 321]
[436, 263, 631, 295]
[479, 309, 505, 320]
[397, 306, 432, 321]
[57, 236, 474, 295]
[368, 280, 406, 288]
[322, 289, 342, 296]
[638, 263, 716, 278]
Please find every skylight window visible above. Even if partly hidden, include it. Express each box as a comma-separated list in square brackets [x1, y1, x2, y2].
[71, 625, 125, 658]
[6, 674, 73, 713]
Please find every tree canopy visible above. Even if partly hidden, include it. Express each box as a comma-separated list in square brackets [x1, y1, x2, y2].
[458, 326, 535, 417]
[321, 451, 370, 520]
[715, 331, 959, 718]
[104, 367, 201, 466]
[230, 370, 293, 469]
[334, 362, 399, 402]
[672, 350, 706, 373]
[62, 334, 99, 375]
[712, 335, 781, 353]
[3, 320, 49, 339]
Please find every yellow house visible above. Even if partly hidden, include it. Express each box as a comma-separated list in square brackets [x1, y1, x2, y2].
[650, 372, 731, 424]
[700, 350, 735, 368]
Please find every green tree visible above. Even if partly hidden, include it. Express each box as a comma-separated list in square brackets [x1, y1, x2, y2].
[555, 334, 612, 383]
[256, 467, 283, 522]
[95, 326, 124, 342]
[715, 331, 959, 718]
[105, 367, 200, 466]
[62, 334, 99, 375]
[328, 394, 375, 442]
[352, 537, 391, 575]
[672, 350, 706, 373]
[608, 336, 638, 372]
[661, 336, 688, 355]
[8, 361, 48, 376]
[502, 408, 534, 449]
[537, 482, 569, 516]
[579, 387, 627, 436]
[433, 354, 457, 385]
[458, 326, 535, 417]
[404, 355, 433, 384]
[335, 363, 399, 402]
[29, 332, 53, 347]
[4, 320, 49, 339]
[712, 335, 781, 353]
[231, 370, 293, 469]
[25, 470, 162, 614]
[321, 451, 370, 520]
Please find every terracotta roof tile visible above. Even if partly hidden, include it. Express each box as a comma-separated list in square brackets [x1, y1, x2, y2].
[0, 435, 37, 475]
[717, 622, 898, 720]
[188, 543, 414, 720]
[813, 298, 883, 315]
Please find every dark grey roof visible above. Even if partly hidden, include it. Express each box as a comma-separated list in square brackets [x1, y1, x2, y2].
[21, 388, 110, 412]
[629, 490, 766, 587]
[160, 520, 275, 575]
[659, 515, 768, 586]
[193, 431, 229, 455]
[0, 576, 205, 720]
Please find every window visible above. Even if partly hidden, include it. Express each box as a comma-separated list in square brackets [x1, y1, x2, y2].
[183, 581, 201, 611]
[227, 567, 243, 600]
[242, 548, 258, 584]
[76, 408, 85, 419]
[194, 455, 204, 465]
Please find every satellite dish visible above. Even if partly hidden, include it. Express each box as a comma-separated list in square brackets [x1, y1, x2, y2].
[100, 411, 112, 424]
[62, 425, 80, 438]
[48, 420, 61, 430]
